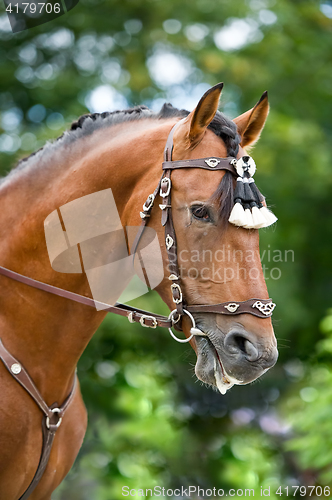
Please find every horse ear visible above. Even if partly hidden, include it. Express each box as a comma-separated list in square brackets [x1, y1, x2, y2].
[233, 91, 269, 148]
[180, 83, 224, 146]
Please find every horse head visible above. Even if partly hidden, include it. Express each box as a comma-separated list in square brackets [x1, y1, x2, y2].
[154, 84, 278, 394]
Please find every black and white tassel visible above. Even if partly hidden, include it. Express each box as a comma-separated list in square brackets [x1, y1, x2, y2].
[228, 156, 277, 229]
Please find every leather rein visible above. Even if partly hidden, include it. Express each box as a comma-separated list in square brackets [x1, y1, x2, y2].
[0, 118, 275, 498]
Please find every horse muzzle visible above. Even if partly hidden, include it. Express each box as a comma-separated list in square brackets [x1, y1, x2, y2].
[194, 326, 278, 395]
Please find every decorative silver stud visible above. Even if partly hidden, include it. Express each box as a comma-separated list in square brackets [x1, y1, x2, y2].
[205, 158, 220, 168]
[168, 274, 179, 280]
[140, 211, 150, 219]
[252, 301, 276, 316]
[11, 363, 21, 374]
[235, 156, 256, 178]
[224, 303, 240, 313]
[166, 235, 174, 250]
[159, 204, 167, 210]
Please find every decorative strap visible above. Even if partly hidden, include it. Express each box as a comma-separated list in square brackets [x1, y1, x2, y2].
[0, 338, 77, 499]
[162, 157, 237, 174]
[187, 298, 276, 318]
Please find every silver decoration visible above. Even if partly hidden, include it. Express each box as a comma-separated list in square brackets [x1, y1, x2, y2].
[140, 211, 150, 219]
[168, 274, 179, 280]
[166, 235, 174, 250]
[205, 158, 220, 168]
[252, 301, 276, 316]
[235, 156, 256, 178]
[11, 363, 22, 374]
[224, 303, 240, 313]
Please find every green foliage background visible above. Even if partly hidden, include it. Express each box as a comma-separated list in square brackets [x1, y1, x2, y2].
[0, 0, 331, 498]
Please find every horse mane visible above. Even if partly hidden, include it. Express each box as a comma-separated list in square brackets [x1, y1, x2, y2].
[13, 103, 240, 224]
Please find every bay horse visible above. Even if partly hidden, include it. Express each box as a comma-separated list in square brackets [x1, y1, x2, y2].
[0, 83, 278, 499]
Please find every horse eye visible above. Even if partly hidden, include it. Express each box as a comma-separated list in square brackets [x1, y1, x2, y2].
[191, 205, 212, 222]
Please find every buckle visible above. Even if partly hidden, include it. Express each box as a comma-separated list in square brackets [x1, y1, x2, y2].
[171, 283, 182, 304]
[143, 194, 155, 212]
[139, 315, 158, 328]
[160, 177, 171, 198]
[46, 408, 62, 429]
[128, 312, 135, 323]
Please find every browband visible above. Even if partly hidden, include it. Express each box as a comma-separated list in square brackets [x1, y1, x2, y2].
[162, 157, 238, 173]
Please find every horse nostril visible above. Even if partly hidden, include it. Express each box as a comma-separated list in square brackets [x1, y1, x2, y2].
[224, 332, 260, 362]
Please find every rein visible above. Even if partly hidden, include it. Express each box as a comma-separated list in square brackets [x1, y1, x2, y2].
[0, 118, 276, 498]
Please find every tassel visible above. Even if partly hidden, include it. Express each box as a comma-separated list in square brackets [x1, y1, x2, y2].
[243, 205, 255, 229]
[259, 206, 278, 227]
[229, 201, 246, 226]
[249, 180, 265, 203]
[229, 155, 277, 230]
[251, 204, 267, 228]
[243, 181, 256, 202]
[233, 178, 245, 199]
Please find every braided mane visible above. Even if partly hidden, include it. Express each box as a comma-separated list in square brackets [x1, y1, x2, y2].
[12, 104, 240, 224]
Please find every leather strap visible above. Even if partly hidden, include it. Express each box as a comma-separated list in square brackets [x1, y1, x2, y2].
[0, 265, 172, 328]
[187, 298, 276, 318]
[0, 338, 77, 499]
[162, 157, 237, 174]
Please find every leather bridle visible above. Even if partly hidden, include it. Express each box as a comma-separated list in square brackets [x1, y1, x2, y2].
[0, 118, 276, 498]
[130, 118, 276, 341]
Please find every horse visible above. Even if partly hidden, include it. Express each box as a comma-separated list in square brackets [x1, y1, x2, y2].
[0, 83, 278, 499]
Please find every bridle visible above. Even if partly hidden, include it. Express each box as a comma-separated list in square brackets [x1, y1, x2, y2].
[0, 118, 276, 498]
[130, 118, 276, 341]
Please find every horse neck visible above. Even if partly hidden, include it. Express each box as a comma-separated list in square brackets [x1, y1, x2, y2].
[0, 118, 173, 404]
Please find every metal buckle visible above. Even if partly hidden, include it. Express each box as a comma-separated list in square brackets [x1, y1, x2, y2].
[139, 315, 158, 328]
[160, 177, 171, 198]
[46, 408, 62, 429]
[171, 283, 182, 304]
[128, 312, 135, 323]
[143, 194, 155, 212]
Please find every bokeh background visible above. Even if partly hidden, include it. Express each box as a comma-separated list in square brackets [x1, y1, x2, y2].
[0, 0, 332, 498]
